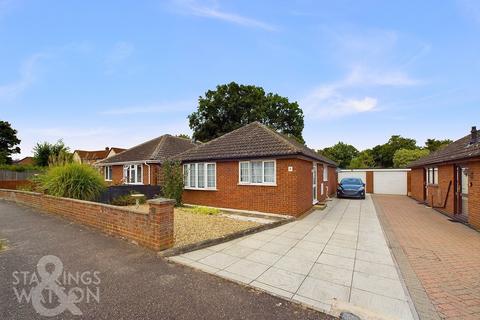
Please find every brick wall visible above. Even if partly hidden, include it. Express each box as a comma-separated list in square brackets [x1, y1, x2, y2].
[426, 164, 455, 215]
[327, 166, 337, 197]
[468, 160, 480, 230]
[182, 158, 322, 217]
[0, 189, 174, 250]
[410, 168, 425, 202]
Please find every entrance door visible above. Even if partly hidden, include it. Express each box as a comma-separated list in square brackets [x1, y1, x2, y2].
[456, 166, 469, 217]
[312, 163, 318, 204]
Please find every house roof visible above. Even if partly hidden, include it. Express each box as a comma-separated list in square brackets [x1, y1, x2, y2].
[99, 135, 196, 165]
[74, 149, 111, 161]
[109, 147, 126, 154]
[174, 122, 337, 166]
[13, 156, 34, 165]
[409, 131, 480, 167]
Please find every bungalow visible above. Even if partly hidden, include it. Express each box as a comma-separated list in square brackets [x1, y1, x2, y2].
[408, 126, 479, 230]
[97, 135, 196, 185]
[73, 147, 126, 165]
[175, 122, 337, 217]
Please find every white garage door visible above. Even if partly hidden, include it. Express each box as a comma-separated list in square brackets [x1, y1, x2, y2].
[338, 171, 367, 184]
[373, 171, 407, 195]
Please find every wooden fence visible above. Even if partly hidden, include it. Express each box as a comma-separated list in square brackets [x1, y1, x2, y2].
[0, 170, 38, 189]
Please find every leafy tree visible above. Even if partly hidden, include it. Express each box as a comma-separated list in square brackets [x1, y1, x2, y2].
[319, 142, 358, 168]
[371, 135, 418, 168]
[393, 148, 430, 168]
[33, 140, 71, 167]
[348, 150, 376, 169]
[425, 138, 452, 152]
[188, 82, 304, 143]
[176, 134, 191, 139]
[162, 160, 183, 206]
[0, 121, 21, 164]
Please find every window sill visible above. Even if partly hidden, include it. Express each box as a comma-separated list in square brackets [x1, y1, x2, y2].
[238, 183, 277, 187]
[125, 182, 144, 185]
[105, 179, 112, 182]
[184, 187, 217, 191]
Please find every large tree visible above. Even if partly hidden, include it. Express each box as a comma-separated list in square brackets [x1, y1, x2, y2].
[0, 121, 21, 164]
[348, 150, 376, 169]
[393, 148, 430, 168]
[319, 142, 358, 168]
[371, 135, 418, 168]
[188, 82, 304, 143]
[33, 140, 71, 167]
[425, 138, 452, 152]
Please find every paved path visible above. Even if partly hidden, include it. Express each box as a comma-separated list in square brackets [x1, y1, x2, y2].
[0, 200, 332, 320]
[170, 196, 416, 319]
[374, 195, 480, 320]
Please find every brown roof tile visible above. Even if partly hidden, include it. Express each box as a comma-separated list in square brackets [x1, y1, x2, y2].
[99, 135, 196, 164]
[174, 122, 337, 165]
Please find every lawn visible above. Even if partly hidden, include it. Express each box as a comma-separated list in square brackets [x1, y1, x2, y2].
[128, 205, 260, 247]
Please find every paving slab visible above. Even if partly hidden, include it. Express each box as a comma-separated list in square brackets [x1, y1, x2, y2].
[169, 196, 416, 319]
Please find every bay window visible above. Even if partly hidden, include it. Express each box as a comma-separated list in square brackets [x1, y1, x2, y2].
[183, 163, 216, 190]
[123, 164, 143, 184]
[238, 160, 276, 185]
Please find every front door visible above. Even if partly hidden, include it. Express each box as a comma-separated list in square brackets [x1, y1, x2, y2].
[312, 163, 318, 204]
[456, 166, 469, 217]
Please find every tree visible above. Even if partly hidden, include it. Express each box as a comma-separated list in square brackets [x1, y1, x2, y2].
[176, 134, 191, 140]
[393, 148, 430, 168]
[162, 160, 183, 206]
[188, 82, 304, 143]
[425, 138, 452, 152]
[371, 135, 418, 168]
[348, 150, 376, 169]
[33, 140, 71, 167]
[319, 142, 358, 168]
[0, 121, 21, 164]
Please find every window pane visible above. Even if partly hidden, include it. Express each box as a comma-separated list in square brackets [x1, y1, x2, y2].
[198, 163, 205, 188]
[323, 165, 328, 181]
[434, 168, 438, 184]
[190, 164, 196, 187]
[240, 162, 249, 183]
[264, 161, 275, 183]
[183, 164, 189, 187]
[136, 165, 142, 183]
[251, 161, 263, 183]
[207, 164, 216, 188]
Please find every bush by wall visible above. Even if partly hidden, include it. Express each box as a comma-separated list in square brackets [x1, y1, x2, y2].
[162, 160, 183, 206]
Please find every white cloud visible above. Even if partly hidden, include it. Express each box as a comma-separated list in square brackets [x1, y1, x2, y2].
[100, 100, 194, 115]
[172, 0, 277, 31]
[345, 66, 422, 87]
[0, 53, 46, 100]
[105, 41, 134, 74]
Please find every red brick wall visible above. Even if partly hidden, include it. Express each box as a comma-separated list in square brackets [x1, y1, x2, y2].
[0, 180, 32, 190]
[410, 168, 425, 202]
[468, 160, 480, 230]
[0, 189, 174, 250]
[426, 164, 455, 215]
[182, 158, 319, 217]
[327, 166, 337, 197]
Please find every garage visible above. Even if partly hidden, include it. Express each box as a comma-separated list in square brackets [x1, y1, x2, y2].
[338, 169, 410, 195]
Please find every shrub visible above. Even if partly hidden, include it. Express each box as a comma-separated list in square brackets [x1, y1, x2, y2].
[0, 164, 43, 172]
[38, 163, 106, 201]
[185, 206, 221, 215]
[163, 160, 183, 206]
[111, 193, 146, 206]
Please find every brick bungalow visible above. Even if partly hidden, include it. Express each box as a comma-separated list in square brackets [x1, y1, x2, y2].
[408, 126, 479, 230]
[175, 122, 337, 217]
[73, 147, 126, 165]
[97, 135, 196, 185]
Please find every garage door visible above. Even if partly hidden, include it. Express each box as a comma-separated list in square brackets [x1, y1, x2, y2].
[338, 171, 367, 184]
[373, 171, 407, 195]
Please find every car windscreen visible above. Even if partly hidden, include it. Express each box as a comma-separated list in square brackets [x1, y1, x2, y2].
[340, 178, 363, 185]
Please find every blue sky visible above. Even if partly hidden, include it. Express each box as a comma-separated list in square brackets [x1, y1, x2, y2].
[1, 0, 479, 159]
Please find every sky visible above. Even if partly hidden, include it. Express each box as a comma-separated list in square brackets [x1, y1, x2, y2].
[1, 0, 479, 159]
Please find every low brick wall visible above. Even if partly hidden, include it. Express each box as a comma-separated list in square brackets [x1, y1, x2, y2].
[0, 189, 174, 251]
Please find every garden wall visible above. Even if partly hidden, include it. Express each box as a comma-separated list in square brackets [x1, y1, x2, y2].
[0, 189, 174, 250]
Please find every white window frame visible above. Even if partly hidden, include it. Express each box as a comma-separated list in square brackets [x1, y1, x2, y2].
[123, 164, 143, 185]
[323, 165, 329, 182]
[426, 167, 439, 185]
[183, 162, 216, 190]
[104, 165, 112, 181]
[238, 160, 276, 186]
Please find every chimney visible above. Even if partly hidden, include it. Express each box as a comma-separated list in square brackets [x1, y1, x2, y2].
[471, 126, 478, 144]
[105, 147, 109, 150]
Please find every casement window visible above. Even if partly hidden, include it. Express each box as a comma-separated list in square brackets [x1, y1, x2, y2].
[426, 167, 438, 185]
[323, 165, 329, 182]
[238, 160, 276, 185]
[183, 163, 216, 190]
[123, 164, 143, 184]
[104, 166, 112, 181]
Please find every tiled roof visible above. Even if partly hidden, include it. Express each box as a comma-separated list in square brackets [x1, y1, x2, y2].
[110, 147, 126, 154]
[74, 149, 110, 161]
[409, 132, 480, 167]
[99, 135, 196, 164]
[174, 122, 337, 165]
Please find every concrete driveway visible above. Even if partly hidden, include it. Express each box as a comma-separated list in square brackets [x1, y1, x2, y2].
[170, 196, 416, 319]
[0, 200, 332, 320]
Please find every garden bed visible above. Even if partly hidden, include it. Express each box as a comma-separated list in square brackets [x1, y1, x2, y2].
[128, 205, 260, 247]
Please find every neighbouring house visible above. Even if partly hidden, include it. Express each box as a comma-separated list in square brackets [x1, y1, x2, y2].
[175, 122, 338, 217]
[97, 135, 196, 185]
[73, 147, 126, 165]
[13, 156, 35, 166]
[408, 126, 479, 230]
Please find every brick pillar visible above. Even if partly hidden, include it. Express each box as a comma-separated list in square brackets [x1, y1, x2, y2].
[147, 198, 175, 250]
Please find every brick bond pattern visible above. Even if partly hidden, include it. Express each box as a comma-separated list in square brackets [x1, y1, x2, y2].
[0, 189, 174, 251]
[374, 195, 480, 319]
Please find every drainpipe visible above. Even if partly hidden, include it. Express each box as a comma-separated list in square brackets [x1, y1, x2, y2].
[144, 162, 151, 185]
